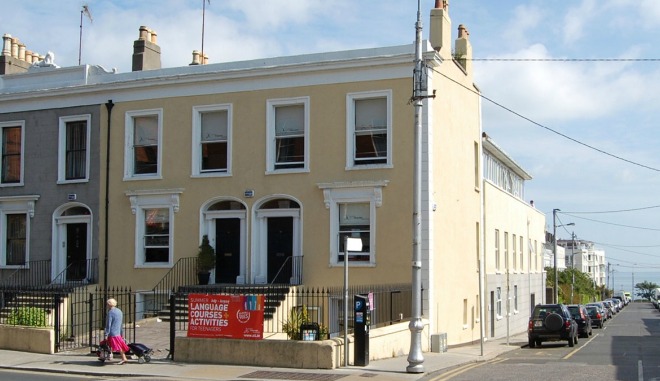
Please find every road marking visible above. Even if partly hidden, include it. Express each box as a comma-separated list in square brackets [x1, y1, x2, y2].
[563, 333, 598, 360]
[429, 358, 504, 381]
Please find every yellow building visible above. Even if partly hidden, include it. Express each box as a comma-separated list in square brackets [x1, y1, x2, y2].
[0, 4, 545, 349]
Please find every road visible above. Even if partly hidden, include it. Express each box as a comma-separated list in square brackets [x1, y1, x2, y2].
[423, 302, 660, 381]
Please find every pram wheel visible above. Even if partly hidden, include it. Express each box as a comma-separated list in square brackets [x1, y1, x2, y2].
[145, 355, 151, 363]
[138, 357, 145, 364]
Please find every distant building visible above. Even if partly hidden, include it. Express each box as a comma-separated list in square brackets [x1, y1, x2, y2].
[557, 239, 606, 287]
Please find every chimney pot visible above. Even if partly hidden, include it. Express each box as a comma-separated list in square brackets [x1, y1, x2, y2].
[18, 43, 26, 61]
[25, 50, 33, 63]
[191, 50, 200, 65]
[458, 24, 469, 39]
[2, 34, 12, 56]
[11, 38, 19, 58]
[139, 26, 150, 40]
[150, 30, 157, 44]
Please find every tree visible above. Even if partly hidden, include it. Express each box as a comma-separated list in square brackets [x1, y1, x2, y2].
[634, 280, 659, 300]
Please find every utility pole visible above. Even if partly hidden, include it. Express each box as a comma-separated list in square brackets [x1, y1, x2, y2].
[553, 209, 559, 303]
[407, 0, 435, 373]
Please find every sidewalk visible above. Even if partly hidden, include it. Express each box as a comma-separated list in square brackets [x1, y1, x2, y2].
[0, 321, 529, 381]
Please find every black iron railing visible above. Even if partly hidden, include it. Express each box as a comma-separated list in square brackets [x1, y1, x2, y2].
[0, 259, 52, 289]
[151, 257, 197, 317]
[50, 258, 99, 287]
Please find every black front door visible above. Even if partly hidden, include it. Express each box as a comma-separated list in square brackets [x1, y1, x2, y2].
[215, 218, 240, 284]
[66, 223, 87, 281]
[267, 217, 293, 284]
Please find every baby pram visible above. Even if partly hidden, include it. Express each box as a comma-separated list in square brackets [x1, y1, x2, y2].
[96, 340, 153, 364]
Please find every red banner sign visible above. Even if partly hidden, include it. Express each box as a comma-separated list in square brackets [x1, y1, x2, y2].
[187, 293, 264, 340]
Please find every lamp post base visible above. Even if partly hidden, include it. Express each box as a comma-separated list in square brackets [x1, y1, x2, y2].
[406, 318, 425, 373]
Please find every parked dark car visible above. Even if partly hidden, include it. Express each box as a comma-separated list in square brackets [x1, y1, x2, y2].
[587, 302, 608, 323]
[586, 305, 603, 328]
[567, 304, 593, 337]
[528, 304, 578, 348]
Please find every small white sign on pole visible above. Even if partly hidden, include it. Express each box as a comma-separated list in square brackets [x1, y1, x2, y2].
[346, 238, 362, 252]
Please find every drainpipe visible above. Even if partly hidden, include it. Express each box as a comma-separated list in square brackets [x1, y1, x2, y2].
[103, 100, 114, 292]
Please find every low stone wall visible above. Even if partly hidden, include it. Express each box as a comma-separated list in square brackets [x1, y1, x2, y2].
[0, 325, 54, 354]
[175, 321, 429, 369]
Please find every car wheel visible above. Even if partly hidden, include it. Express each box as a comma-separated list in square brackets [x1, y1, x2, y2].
[529, 338, 535, 348]
[568, 334, 575, 347]
[535, 339, 541, 347]
[574, 333, 579, 345]
[544, 313, 564, 332]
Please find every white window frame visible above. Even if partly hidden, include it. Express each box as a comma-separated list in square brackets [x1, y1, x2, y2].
[513, 284, 519, 313]
[318, 181, 388, 267]
[494, 229, 500, 272]
[346, 90, 392, 170]
[58, 114, 91, 183]
[0, 195, 38, 268]
[192, 104, 232, 177]
[266, 97, 310, 174]
[496, 286, 502, 319]
[126, 189, 182, 268]
[124, 109, 163, 181]
[0, 121, 25, 187]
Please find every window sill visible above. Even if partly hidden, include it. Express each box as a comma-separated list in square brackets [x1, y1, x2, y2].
[0, 183, 24, 187]
[57, 179, 90, 184]
[135, 263, 172, 269]
[330, 262, 376, 268]
[265, 168, 309, 175]
[191, 172, 232, 178]
[124, 175, 162, 181]
[345, 163, 393, 171]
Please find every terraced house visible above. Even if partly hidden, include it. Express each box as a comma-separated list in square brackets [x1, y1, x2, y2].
[0, 3, 545, 354]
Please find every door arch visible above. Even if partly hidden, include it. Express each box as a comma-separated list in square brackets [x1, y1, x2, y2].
[52, 203, 92, 284]
[252, 197, 302, 284]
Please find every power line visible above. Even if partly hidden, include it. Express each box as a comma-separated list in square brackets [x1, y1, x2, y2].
[432, 68, 660, 172]
[561, 213, 660, 232]
[562, 205, 660, 214]
[470, 58, 660, 62]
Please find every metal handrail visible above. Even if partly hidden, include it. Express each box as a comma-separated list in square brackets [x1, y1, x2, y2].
[50, 258, 98, 287]
[151, 257, 197, 315]
[269, 255, 303, 285]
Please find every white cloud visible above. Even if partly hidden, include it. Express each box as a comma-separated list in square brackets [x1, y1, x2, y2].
[562, 0, 598, 44]
[501, 4, 544, 48]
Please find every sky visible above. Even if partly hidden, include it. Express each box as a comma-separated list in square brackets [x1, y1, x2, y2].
[3, 0, 660, 292]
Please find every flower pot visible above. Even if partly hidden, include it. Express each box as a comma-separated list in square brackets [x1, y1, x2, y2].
[197, 272, 211, 285]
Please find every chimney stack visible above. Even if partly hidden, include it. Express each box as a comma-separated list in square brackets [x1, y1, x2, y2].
[454, 24, 472, 73]
[0, 34, 39, 75]
[429, 0, 452, 59]
[132, 26, 161, 71]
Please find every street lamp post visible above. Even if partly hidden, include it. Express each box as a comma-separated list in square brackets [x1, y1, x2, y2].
[552, 208, 574, 304]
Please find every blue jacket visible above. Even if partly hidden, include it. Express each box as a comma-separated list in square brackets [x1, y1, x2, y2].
[105, 307, 123, 337]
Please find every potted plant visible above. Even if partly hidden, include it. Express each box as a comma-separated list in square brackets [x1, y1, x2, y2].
[197, 235, 216, 285]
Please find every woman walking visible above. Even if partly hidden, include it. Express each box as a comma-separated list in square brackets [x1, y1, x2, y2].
[105, 298, 130, 364]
